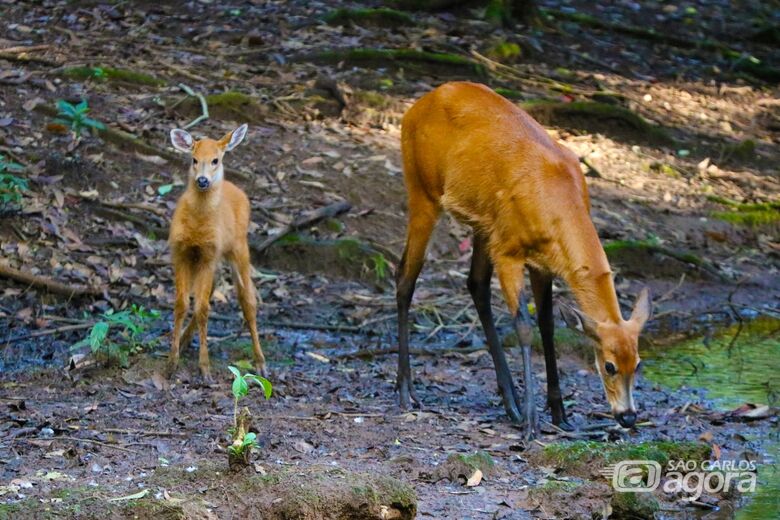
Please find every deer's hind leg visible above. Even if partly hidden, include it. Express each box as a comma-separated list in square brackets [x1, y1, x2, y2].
[467, 234, 523, 423]
[230, 244, 265, 376]
[396, 193, 439, 408]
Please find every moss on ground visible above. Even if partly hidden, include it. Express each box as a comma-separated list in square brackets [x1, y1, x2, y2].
[435, 451, 496, 483]
[324, 8, 415, 27]
[304, 48, 487, 77]
[521, 100, 671, 143]
[256, 235, 389, 285]
[63, 66, 164, 86]
[707, 195, 780, 227]
[537, 440, 711, 477]
[611, 491, 660, 519]
[175, 91, 267, 123]
[487, 41, 522, 61]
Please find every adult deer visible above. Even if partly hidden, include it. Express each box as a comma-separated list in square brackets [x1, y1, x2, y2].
[396, 82, 651, 438]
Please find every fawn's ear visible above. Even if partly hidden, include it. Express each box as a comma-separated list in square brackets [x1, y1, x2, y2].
[220, 123, 248, 152]
[170, 129, 193, 152]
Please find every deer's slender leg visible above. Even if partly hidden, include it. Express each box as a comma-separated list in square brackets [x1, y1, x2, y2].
[396, 195, 439, 408]
[467, 234, 523, 423]
[232, 244, 265, 376]
[191, 261, 216, 383]
[530, 268, 574, 430]
[496, 259, 539, 439]
[167, 257, 192, 378]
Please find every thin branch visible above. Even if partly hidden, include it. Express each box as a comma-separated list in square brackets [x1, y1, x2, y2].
[178, 83, 209, 129]
[0, 262, 102, 298]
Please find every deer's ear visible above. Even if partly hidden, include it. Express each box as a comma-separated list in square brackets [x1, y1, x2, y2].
[630, 287, 652, 330]
[561, 304, 600, 341]
[220, 123, 248, 152]
[170, 129, 193, 152]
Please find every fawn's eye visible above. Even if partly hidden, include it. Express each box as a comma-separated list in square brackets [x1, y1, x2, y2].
[605, 362, 617, 376]
[212, 158, 218, 165]
[192, 158, 198, 165]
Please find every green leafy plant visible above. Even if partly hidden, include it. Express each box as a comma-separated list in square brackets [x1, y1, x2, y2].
[54, 99, 106, 137]
[71, 305, 160, 366]
[368, 252, 389, 282]
[227, 366, 271, 459]
[0, 155, 27, 209]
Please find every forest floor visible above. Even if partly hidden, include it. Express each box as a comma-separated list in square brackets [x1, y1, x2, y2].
[0, 0, 778, 518]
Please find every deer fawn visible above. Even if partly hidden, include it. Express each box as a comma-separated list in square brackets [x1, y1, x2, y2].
[396, 82, 652, 438]
[167, 124, 265, 382]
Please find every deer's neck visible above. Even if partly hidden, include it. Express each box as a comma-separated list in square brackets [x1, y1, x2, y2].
[559, 223, 623, 324]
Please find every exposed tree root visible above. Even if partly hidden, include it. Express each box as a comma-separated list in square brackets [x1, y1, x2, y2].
[0, 262, 102, 298]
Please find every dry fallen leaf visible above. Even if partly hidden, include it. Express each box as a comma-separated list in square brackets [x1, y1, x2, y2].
[466, 469, 483, 487]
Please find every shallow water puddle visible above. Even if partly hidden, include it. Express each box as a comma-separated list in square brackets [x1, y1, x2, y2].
[643, 317, 779, 518]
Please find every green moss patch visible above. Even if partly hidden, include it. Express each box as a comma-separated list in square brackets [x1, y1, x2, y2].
[254, 235, 390, 285]
[301, 48, 487, 77]
[707, 195, 780, 227]
[536, 440, 711, 478]
[603, 239, 725, 280]
[435, 451, 496, 483]
[63, 66, 164, 86]
[176, 91, 267, 123]
[324, 8, 416, 28]
[611, 491, 660, 519]
[5, 464, 416, 520]
[521, 100, 671, 144]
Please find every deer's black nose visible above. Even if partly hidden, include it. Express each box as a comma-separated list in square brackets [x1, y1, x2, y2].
[196, 176, 210, 189]
[615, 411, 637, 428]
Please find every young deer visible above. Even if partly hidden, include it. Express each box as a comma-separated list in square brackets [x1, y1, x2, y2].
[167, 124, 265, 382]
[397, 82, 652, 438]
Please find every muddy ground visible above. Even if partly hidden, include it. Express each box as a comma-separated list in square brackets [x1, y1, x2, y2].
[1, 0, 778, 518]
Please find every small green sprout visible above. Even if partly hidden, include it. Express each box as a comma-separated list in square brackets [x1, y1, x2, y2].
[71, 304, 160, 366]
[54, 99, 106, 137]
[368, 252, 389, 281]
[0, 155, 27, 210]
[227, 366, 271, 460]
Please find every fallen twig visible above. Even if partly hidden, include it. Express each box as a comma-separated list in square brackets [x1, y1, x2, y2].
[96, 428, 188, 438]
[0, 50, 58, 65]
[164, 62, 207, 83]
[52, 436, 139, 454]
[74, 192, 168, 217]
[251, 201, 352, 254]
[178, 83, 209, 129]
[579, 156, 602, 178]
[0, 262, 102, 298]
[3, 323, 94, 346]
[0, 44, 50, 54]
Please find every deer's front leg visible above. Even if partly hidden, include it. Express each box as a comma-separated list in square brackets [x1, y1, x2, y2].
[192, 262, 216, 383]
[167, 260, 191, 378]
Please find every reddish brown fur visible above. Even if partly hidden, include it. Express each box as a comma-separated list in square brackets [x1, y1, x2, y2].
[167, 129, 265, 381]
[399, 82, 650, 417]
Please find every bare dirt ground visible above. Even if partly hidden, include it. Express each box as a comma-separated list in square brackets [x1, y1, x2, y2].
[1, 0, 778, 518]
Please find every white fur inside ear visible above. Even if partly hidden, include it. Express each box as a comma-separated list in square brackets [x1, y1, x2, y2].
[225, 124, 248, 151]
[170, 129, 193, 152]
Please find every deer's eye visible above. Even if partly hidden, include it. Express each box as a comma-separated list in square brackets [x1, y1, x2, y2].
[212, 158, 218, 165]
[192, 158, 198, 165]
[605, 362, 617, 376]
